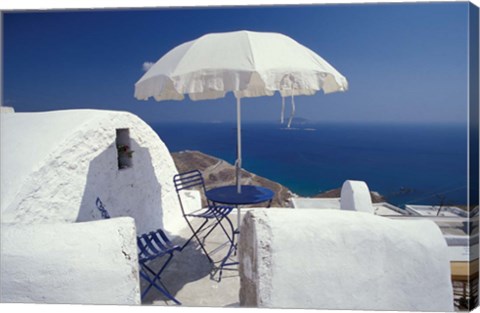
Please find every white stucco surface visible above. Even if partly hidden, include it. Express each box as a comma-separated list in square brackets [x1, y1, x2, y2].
[0, 109, 184, 235]
[239, 209, 454, 311]
[340, 180, 375, 213]
[178, 190, 202, 214]
[0, 106, 14, 114]
[1, 217, 140, 304]
[289, 198, 405, 216]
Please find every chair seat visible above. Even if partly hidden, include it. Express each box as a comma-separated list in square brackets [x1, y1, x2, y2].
[186, 206, 234, 219]
[137, 230, 181, 263]
[95, 197, 181, 304]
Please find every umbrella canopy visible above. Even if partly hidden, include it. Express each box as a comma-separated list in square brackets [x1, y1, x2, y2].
[135, 30, 348, 195]
[135, 30, 347, 101]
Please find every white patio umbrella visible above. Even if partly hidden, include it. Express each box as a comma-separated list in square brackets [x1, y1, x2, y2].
[135, 30, 348, 193]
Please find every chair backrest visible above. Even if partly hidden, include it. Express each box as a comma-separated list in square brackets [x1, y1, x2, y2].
[95, 197, 111, 219]
[173, 170, 207, 216]
[173, 170, 206, 192]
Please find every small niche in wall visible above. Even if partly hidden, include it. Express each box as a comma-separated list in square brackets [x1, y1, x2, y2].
[116, 128, 133, 170]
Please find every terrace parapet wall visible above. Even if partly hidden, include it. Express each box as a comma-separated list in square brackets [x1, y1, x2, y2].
[239, 209, 454, 311]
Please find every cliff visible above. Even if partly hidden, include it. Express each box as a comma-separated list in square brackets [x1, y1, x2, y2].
[171, 150, 386, 207]
[171, 150, 294, 207]
[315, 188, 385, 203]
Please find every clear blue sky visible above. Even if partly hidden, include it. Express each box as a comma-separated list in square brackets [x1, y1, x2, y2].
[3, 2, 471, 124]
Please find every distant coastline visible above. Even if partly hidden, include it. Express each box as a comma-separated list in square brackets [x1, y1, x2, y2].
[171, 150, 386, 207]
[155, 122, 468, 207]
[171, 150, 294, 207]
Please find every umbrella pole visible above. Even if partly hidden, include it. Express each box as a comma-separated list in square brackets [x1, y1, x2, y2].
[236, 97, 242, 194]
[236, 97, 242, 232]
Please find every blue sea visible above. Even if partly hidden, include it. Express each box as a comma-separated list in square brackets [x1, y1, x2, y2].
[153, 122, 468, 207]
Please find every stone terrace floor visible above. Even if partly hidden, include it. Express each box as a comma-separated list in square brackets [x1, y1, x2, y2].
[139, 208, 469, 310]
[141, 211, 243, 307]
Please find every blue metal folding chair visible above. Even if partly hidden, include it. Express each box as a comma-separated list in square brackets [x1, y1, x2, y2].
[173, 170, 237, 279]
[95, 198, 181, 304]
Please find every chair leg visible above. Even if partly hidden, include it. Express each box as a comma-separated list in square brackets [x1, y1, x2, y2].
[215, 214, 235, 246]
[139, 268, 181, 305]
[203, 201, 235, 244]
[182, 213, 237, 272]
[143, 254, 174, 286]
[203, 214, 234, 244]
[181, 218, 213, 262]
[139, 254, 181, 305]
[217, 240, 239, 282]
[202, 216, 222, 240]
[215, 215, 238, 282]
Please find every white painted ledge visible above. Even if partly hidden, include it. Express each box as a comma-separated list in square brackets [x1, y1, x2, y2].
[239, 209, 453, 311]
[1, 217, 141, 304]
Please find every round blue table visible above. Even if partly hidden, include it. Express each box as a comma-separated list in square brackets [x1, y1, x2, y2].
[206, 185, 274, 206]
[205, 185, 274, 231]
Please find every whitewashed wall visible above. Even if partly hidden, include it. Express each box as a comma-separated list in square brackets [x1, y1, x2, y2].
[1, 109, 185, 235]
[0, 106, 14, 113]
[239, 209, 454, 311]
[1, 217, 140, 304]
